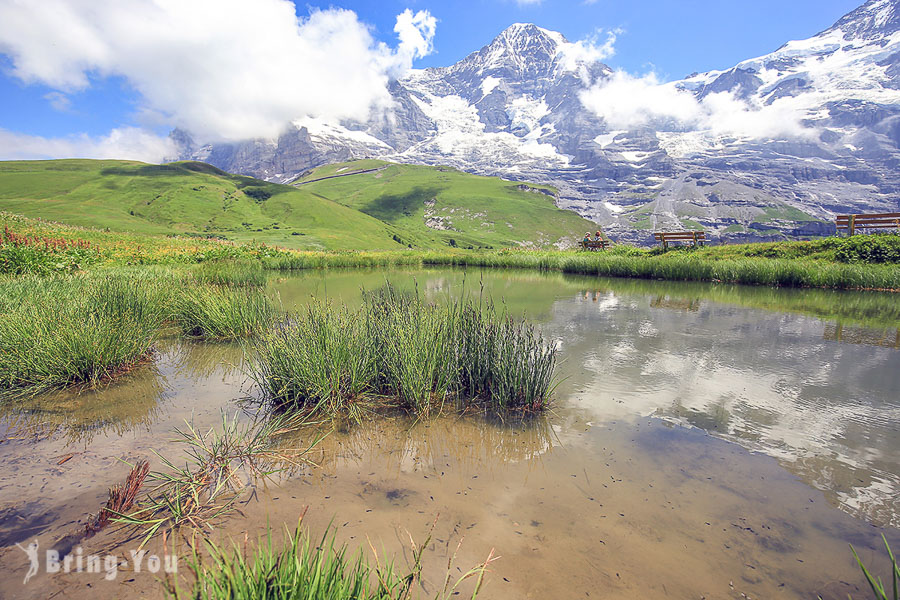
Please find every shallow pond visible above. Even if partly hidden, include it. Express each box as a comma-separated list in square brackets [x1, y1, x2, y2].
[0, 268, 898, 599]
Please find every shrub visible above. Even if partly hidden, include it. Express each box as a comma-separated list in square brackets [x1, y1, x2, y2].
[242, 186, 272, 202]
[834, 233, 900, 264]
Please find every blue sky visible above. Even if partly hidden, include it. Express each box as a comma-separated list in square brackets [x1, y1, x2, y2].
[338, 0, 862, 76]
[0, 0, 865, 159]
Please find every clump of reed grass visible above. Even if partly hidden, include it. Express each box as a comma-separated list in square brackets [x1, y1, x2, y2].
[251, 302, 375, 421]
[0, 272, 170, 396]
[366, 287, 457, 414]
[250, 286, 557, 420]
[173, 285, 280, 340]
[193, 259, 266, 287]
[0, 267, 286, 395]
[367, 286, 557, 414]
[168, 513, 495, 600]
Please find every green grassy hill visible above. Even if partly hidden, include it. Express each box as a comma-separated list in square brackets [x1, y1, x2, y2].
[294, 160, 594, 249]
[0, 159, 595, 250]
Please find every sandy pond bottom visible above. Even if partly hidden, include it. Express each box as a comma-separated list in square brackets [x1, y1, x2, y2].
[0, 268, 898, 599]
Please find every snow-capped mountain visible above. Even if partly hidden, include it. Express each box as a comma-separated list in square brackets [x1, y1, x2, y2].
[388, 23, 610, 174]
[177, 0, 900, 244]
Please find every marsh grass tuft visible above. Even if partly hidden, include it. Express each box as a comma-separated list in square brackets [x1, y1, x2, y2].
[366, 287, 457, 415]
[0, 272, 170, 397]
[194, 260, 266, 287]
[168, 512, 495, 600]
[0, 268, 283, 396]
[250, 286, 557, 420]
[173, 285, 280, 340]
[250, 301, 375, 422]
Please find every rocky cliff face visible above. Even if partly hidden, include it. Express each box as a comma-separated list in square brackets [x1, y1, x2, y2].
[175, 0, 900, 245]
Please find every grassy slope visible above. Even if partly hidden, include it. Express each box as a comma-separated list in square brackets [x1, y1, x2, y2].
[0, 159, 404, 251]
[2, 211, 898, 293]
[0, 159, 595, 251]
[294, 160, 595, 249]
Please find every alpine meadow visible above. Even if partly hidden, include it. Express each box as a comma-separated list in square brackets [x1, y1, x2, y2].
[0, 1, 899, 599]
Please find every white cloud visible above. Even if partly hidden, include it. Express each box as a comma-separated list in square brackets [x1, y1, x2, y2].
[559, 28, 620, 74]
[43, 91, 72, 112]
[579, 70, 816, 141]
[0, 0, 436, 145]
[579, 72, 702, 130]
[514, 0, 543, 5]
[0, 127, 177, 162]
[394, 8, 437, 65]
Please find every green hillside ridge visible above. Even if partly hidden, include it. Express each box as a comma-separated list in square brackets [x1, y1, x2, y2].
[294, 160, 590, 249]
[0, 159, 595, 250]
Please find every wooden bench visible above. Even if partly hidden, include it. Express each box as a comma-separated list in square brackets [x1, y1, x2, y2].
[653, 231, 706, 249]
[836, 212, 900, 236]
[579, 239, 611, 251]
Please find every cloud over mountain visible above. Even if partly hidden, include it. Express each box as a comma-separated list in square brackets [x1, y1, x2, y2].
[0, 127, 177, 163]
[0, 0, 436, 144]
[578, 70, 815, 141]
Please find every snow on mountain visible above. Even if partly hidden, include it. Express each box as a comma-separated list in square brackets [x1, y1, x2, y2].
[178, 1, 900, 244]
[680, 1, 900, 121]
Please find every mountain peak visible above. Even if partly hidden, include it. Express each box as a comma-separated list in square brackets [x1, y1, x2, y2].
[827, 0, 900, 39]
[454, 23, 571, 80]
[494, 23, 568, 48]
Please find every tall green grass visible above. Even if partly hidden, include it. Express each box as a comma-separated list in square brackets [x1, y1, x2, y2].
[170, 518, 492, 600]
[194, 260, 267, 287]
[250, 302, 375, 422]
[850, 535, 899, 600]
[258, 245, 900, 291]
[0, 272, 170, 396]
[366, 288, 457, 414]
[249, 287, 557, 419]
[173, 285, 280, 340]
[0, 268, 284, 396]
[418, 250, 900, 290]
[261, 251, 423, 271]
[174, 525, 410, 600]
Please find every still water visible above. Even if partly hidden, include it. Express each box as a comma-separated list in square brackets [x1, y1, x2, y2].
[0, 268, 897, 599]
